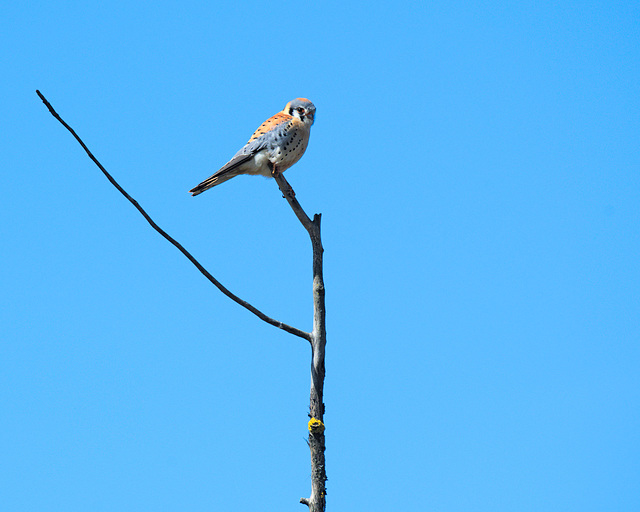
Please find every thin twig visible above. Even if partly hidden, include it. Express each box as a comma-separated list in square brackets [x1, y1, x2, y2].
[36, 90, 311, 342]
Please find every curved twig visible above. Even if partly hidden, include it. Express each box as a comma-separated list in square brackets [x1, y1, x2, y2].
[36, 90, 310, 342]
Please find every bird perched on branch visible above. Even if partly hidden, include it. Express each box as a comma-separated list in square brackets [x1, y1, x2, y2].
[189, 98, 316, 196]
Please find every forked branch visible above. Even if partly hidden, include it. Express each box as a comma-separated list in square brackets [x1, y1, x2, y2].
[38, 90, 327, 511]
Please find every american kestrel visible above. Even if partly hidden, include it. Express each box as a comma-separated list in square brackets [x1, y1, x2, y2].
[189, 98, 316, 196]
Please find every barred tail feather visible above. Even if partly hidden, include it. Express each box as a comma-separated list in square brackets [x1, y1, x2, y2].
[189, 170, 239, 196]
[189, 153, 254, 196]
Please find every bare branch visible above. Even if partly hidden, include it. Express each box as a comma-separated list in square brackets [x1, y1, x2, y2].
[272, 170, 327, 511]
[38, 89, 328, 509]
[271, 172, 315, 232]
[36, 90, 311, 342]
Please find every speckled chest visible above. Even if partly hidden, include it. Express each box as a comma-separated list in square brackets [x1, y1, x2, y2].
[266, 121, 310, 169]
[246, 112, 310, 171]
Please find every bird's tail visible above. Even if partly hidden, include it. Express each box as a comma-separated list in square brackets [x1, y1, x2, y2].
[189, 170, 240, 196]
[189, 153, 255, 196]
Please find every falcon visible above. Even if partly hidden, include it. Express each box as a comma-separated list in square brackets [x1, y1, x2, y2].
[189, 98, 315, 195]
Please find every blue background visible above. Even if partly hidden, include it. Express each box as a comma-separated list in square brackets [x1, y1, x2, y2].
[2, 1, 638, 510]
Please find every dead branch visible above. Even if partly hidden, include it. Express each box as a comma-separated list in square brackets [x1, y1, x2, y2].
[37, 90, 328, 510]
[36, 90, 310, 342]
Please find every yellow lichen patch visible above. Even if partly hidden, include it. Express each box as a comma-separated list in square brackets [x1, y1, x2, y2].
[308, 418, 325, 433]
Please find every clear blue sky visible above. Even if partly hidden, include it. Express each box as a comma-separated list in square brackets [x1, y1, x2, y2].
[2, 1, 638, 510]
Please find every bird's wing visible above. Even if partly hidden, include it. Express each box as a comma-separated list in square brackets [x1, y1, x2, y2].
[188, 152, 256, 195]
[219, 111, 295, 166]
[189, 111, 294, 196]
[247, 112, 292, 142]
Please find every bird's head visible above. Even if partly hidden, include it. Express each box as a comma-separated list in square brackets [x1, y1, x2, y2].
[286, 98, 315, 126]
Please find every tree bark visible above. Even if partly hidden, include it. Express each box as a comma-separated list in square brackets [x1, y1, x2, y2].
[271, 173, 327, 511]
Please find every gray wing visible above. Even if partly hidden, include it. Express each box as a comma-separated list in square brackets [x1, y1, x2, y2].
[189, 138, 269, 196]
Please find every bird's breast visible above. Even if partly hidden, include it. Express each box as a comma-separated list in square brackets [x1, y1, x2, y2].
[268, 126, 310, 170]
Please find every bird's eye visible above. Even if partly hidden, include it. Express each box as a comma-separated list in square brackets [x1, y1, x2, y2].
[296, 107, 305, 113]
